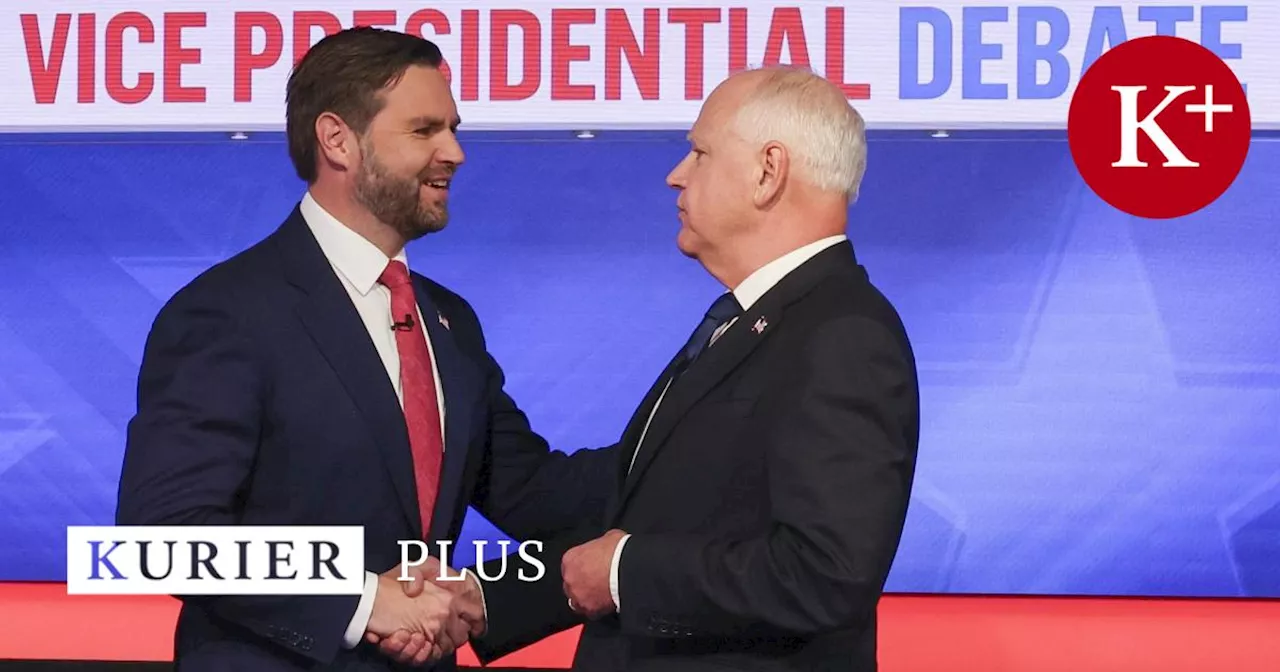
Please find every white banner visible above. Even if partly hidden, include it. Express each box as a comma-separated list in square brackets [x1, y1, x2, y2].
[67, 526, 365, 595]
[3, 0, 1277, 130]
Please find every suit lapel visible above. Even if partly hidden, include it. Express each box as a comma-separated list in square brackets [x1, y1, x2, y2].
[615, 306, 776, 511]
[618, 354, 683, 473]
[611, 240, 861, 518]
[604, 350, 686, 521]
[275, 211, 422, 537]
[413, 276, 481, 543]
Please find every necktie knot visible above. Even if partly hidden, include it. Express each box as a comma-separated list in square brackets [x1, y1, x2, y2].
[378, 260, 412, 289]
[680, 292, 742, 365]
[704, 292, 743, 324]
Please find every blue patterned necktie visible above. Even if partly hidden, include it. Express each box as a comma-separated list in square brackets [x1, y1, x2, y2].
[678, 292, 743, 369]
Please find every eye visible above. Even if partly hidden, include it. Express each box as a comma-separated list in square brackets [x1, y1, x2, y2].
[413, 120, 452, 137]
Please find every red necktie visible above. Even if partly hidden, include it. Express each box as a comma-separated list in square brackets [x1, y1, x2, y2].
[377, 260, 444, 536]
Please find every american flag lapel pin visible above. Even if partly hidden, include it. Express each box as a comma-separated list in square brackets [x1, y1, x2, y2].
[438, 312, 450, 330]
[752, 317, 768, 334]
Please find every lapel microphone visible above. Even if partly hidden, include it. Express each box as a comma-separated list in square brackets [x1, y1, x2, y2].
[391, 314, 415, 331]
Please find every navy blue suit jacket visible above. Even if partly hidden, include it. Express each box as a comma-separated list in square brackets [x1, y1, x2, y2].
[117, 207, 616, 670]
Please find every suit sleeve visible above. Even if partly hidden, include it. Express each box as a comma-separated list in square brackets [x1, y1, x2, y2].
[465, 530, 595, 664]
[116, 285, 359, 664]
[453, 297, 618, 540]
[437, 298, 619, 661]
[614, 316, 918, 639]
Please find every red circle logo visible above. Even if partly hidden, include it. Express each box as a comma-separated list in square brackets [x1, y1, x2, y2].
[1067, 36, 1251, 220]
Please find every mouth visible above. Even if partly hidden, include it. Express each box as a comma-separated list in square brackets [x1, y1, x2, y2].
[423, 177, 451, 193]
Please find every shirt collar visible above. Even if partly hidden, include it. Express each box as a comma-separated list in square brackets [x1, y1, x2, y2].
[299, 191, 408, 296]
[731, 235, 847, 310]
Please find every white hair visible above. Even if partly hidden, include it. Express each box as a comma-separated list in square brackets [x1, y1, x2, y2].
[730, 66, 868, 203]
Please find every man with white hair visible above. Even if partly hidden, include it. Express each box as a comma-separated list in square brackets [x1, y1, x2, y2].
[434, 66, 920, 671]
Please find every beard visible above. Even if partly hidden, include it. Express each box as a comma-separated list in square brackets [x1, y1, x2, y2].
[352, 141, 449, 242]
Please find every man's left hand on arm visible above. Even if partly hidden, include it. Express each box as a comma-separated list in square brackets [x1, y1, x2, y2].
[562, 529, 627, 618]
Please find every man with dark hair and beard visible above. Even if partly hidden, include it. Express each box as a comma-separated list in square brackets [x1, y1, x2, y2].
[116, 27, 617, 671]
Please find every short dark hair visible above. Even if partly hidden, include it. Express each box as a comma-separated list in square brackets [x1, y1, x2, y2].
[286, 27, 444, 183]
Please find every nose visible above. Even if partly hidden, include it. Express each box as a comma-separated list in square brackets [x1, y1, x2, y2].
[440, 130, 465, 167]
[666, 155, 689, 189]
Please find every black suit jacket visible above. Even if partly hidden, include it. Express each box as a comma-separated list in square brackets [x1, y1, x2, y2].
[475, 241, 919, 671]
[116, 207, 615, 671]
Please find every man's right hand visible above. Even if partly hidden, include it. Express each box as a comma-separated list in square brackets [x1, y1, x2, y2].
[364, 564, 479, 666]
[396, 555, 487, 638]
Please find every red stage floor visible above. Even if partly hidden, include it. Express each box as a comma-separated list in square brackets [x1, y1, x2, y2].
[2, 583, 1277, 670]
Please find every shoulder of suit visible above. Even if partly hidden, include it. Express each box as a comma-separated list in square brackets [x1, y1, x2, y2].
[783, 266, 906, 335]
[159, 237, 276, 316]
[786, 262, 873, 310]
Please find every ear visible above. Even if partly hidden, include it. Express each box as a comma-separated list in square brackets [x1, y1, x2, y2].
[752, 141, 787, 208]
[314, 112, 359, 173]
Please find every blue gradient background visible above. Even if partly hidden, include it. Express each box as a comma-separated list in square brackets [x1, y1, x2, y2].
[0, 131, 1277, 597]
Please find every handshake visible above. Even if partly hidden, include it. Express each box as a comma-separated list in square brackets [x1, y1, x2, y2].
[363, 557, 485, 666]
[359, 529, 628, 667]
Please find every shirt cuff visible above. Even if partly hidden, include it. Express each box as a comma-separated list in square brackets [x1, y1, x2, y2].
[462, 567, 489, 631]
[342, 571, 379, 649]
[609, 534, 631, 610]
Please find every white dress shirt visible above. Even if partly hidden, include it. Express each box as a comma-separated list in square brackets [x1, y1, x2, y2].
[299, 193, 484, 648]
[608, 234, 848, 609]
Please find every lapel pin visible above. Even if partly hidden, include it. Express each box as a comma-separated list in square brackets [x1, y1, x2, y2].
[438, 312, 450, 330]
[752, 317, 768, 334]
